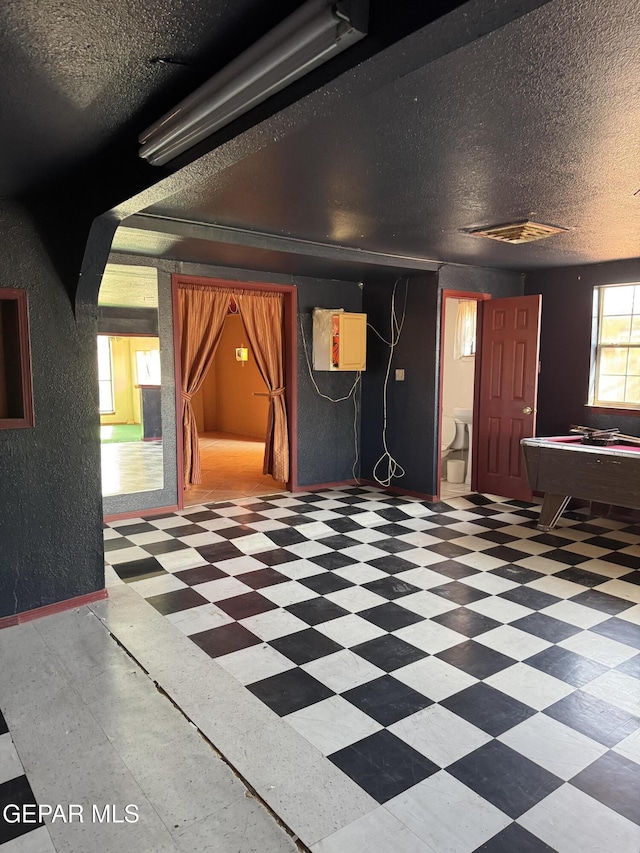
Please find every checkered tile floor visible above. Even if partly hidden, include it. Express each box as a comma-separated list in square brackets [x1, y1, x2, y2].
[0, 709, 55, 852]
[104, 487, 640, 852]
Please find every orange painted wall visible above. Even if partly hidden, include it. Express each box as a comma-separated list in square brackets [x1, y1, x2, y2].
[192, 314, 269, 438]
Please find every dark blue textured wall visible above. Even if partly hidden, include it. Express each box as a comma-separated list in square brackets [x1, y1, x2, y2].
[361, 275, 439, 495]
[295, 279, 364, 486]
[0, 201, 104, 619]
[438, 265, 524, 299]
[525, 259, 640, 438]
[361, 265, 523, 497]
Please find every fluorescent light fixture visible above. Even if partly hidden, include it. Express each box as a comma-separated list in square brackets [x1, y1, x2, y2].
[139, 0, 368, 166]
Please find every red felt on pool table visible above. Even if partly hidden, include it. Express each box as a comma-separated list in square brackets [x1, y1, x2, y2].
[545, 436, 640, 452]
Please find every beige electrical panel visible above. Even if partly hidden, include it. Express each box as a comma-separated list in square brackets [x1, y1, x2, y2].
[312, 308, 367, 371]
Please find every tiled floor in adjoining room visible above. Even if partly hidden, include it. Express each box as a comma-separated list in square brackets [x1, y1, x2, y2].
[440, 479, 474, 500]
[101, 440, 164, 497]
[99, 430, 284, 505]
[184, 432, 285, 507]
[100, 486, 640, 853]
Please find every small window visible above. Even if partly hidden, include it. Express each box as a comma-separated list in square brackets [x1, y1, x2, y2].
[135, 349, 161, 385]
[591, 283, 640, 409]
[0, 289, 34, 429]
[97, 336, 115, 414]
[454, 300, 477, 359]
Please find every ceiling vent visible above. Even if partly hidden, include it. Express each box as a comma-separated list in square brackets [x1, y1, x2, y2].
[467, 220, 567, 244]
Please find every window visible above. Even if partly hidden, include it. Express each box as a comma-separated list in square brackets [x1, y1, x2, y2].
[0, 289, 34, 429]
[97, 336, 114, 414]
[135, 349, 161, 385]
[453, 300, 477, 359]
[591, 283, 640, 408]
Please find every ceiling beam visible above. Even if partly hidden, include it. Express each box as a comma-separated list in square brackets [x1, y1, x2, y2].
[123, 213, 443, 271]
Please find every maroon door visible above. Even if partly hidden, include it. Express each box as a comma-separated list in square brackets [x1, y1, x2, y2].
[475, 295, 542, 500]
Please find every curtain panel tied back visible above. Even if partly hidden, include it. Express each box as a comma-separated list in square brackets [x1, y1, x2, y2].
[178, 285, 231, 487]
[235, 291, 289, 484]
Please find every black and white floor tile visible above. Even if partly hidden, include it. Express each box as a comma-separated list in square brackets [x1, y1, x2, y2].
[104, 487, 640, 852]
[101, 441, 164, 498]
[0, 709, 56, 852]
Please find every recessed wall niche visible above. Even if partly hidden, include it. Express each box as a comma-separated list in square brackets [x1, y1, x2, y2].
[0, 289, 34, 429]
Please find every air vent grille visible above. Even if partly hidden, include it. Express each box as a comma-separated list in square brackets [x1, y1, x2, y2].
[469, 220, 567, 244]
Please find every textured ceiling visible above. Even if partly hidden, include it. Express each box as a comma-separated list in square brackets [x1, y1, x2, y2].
[0, 0, 305, 198]
[98, 264, 158, 307]
[1, 0, 471, 202]
[142, 0, 640, 271]
[5, 0, 639, 280]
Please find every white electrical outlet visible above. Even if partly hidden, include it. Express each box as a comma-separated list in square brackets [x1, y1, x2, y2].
[395, 369, 405, 381]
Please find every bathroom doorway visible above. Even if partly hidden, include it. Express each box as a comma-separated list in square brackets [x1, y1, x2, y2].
[438, 291, 489, 499]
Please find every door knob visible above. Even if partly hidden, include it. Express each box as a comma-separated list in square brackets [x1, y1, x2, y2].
[522, 406, 533, 415]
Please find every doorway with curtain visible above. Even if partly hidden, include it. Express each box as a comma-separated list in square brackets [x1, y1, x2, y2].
[172, 275, 297, 508]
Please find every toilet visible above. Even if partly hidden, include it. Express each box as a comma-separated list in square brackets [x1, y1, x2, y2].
[441, 415, 468, 474]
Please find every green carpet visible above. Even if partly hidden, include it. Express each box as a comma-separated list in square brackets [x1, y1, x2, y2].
[100, 424, 143, 443]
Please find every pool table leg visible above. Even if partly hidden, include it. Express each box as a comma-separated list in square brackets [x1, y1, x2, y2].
[538, 493, 571, 530]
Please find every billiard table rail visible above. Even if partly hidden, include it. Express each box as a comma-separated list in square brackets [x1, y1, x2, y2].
[521, 436, 640, 530]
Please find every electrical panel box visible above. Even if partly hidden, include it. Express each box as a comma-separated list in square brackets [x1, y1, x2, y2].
[312, 308, 367, 371]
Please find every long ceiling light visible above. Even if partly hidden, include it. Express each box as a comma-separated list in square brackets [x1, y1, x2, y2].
[139, 0, 368, 166]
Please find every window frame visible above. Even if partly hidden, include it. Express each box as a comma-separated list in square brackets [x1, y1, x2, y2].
[97, 335, 115, 415]
[0, 288, 34, 430]
[589, 282, 640, 412]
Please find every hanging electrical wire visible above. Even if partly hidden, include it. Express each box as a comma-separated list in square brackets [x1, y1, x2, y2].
[299, 313, 362, 482]
[299, 315, 361, 402]
[298, 281, 408, 489]
[371, 278, 409, 488]
[352, 381, 361, 483]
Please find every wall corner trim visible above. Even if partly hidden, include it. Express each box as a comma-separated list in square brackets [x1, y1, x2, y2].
[0, 589, 108, 630]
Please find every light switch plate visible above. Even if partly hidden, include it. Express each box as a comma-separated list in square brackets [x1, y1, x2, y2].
[395, 369, 405, 381]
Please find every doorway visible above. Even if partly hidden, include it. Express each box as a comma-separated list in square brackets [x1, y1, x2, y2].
[474, 294, 542, 500]
[172, 275, 297, 509]
[97, 264, 167, 502]
[438, 291, 489, 500]
[186, 309, 284, 505]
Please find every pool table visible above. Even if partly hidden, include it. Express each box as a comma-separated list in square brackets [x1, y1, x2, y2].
[521, 435, 640, 530]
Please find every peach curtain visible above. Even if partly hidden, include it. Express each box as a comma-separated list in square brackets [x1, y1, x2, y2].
[236, 291, 289, 484]
[178, 285, 231, 487]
